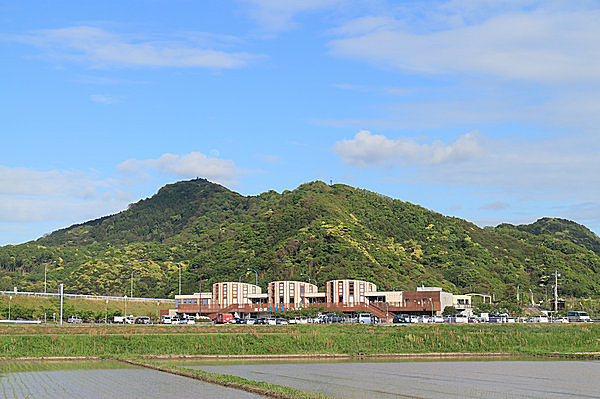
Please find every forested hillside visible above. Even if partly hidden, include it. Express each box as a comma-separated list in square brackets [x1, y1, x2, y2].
[1, 178, 599, 300]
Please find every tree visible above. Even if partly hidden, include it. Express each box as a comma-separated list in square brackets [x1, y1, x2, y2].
[443, 305, 458, 316]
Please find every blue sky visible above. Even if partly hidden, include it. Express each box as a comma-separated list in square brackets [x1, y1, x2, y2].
[2, 0, 600, 245]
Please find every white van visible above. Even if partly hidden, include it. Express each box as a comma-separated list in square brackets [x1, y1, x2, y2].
[357, 313, 373, 324]
[567, 311, 591, 322]
[161, 315, 171, 324]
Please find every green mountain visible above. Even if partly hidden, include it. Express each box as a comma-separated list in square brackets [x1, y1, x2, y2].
[1, 179, 599, 300]
[498, 218, 600, 257]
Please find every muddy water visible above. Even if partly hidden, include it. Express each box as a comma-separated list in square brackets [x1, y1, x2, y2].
[0, 361, 264, 399]
[189, 359, 600, 398]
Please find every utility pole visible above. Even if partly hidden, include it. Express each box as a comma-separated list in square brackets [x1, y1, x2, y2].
[554, 270, 560, 312]
[59, 284, 63, 325]
[44, 260, 56, 294]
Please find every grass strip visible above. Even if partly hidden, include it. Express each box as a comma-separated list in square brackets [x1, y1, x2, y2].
[0, 324, 599, 358]
[121, 358, 332, 399]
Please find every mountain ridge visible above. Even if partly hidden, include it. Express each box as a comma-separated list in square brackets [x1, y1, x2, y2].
[1, 178, 599, 299]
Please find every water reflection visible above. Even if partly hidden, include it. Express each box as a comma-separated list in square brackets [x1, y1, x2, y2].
[187, 359, 600, 399]
[0, 361, 264, 399]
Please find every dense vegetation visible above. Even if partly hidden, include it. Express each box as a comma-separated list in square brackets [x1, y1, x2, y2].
[1, 178, 600, 300]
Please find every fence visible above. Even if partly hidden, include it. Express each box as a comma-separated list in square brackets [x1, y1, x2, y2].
[0, 290, 175, 303]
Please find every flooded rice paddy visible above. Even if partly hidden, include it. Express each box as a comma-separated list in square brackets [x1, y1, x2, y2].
[0, 360, 264, 399]
[3, 358, 600, 398]
[187, 359, 600, 399]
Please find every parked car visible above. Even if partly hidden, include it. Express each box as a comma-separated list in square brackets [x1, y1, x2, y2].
[393, 314, 410, 324]
[160, 315, 171, 324]
[135, 316, 150, 324]
[431, 315, 445, 323]
[276, 318, 289, 325]
[529, 315, 549, 323]
[553, 317, 570, 323]
[446, 314, 468, 323]
[245, 318, 257, 325]
[67, 316, 82, 324]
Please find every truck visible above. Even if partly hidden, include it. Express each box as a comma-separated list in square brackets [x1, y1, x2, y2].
[215, 313, 234, 324]
[113, 316, 126, 324]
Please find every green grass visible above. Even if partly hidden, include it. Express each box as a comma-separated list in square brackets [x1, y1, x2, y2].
[129, 359, 331, 399]
[0, 323, 599, 359]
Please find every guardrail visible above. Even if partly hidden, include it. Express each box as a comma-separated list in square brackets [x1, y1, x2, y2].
[0, 290, 175, 303]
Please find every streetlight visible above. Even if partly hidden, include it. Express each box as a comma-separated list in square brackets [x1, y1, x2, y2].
[8, 296, 12, 320]
[124, 295, 128, 316]
[246, 268, 258, 286]
[427, 297, 434, 317]
[44, 261, 55, 294]
[300, 273, 315, 286]
[169, 262, 182, 296]
[156, 301, 160, 323]
[199, 278, 208, 316]
[105, 299, 109, 324]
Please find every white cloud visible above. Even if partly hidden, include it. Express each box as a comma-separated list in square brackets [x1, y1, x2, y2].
[335, 130, 600, 202]
[0, 166, 100, 198]
[14, 26, 261, 69]
[118, 152, 245, 185]
[0, 166, 130, 224]
[331, 83, 412, 96]
[329, 7, 600, 83]
[242, 0, 343, 32]
[334, 130, 481, 167]
[90, 94, 123, 104]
